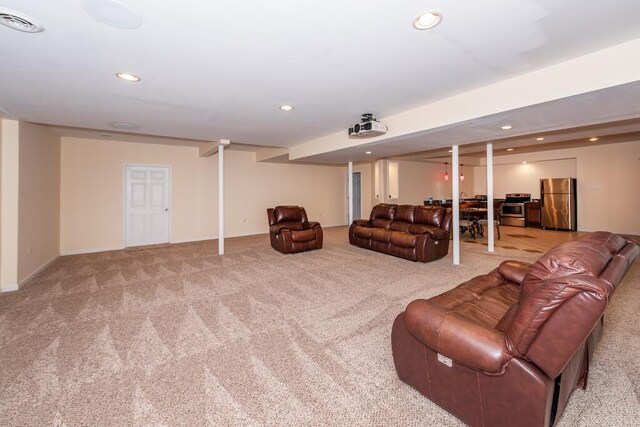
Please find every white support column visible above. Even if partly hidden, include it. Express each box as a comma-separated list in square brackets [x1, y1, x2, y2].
[1, 119, 20, 292]
[452, 146, 460, 265]
[486, 143, 495, 252]
[348, 161, 353, 224]
[218, 141, 227, 255]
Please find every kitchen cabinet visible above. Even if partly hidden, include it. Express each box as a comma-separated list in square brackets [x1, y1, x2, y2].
[526, 201, 541, 227]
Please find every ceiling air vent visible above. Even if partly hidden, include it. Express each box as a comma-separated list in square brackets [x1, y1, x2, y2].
[0, 9, 44, 33]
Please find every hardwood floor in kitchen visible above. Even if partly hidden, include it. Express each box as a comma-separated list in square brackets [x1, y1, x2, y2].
[462, 225, 591, 254]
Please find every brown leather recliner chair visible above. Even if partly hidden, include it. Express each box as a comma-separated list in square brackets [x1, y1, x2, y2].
[267, 206, 323, 254]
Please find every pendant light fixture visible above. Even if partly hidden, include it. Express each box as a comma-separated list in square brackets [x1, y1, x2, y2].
[460, 164, 465, 181]
[444, 162, 449, 181]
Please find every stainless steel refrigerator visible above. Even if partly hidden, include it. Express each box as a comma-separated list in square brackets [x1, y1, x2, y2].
[540, 178, 577, 231]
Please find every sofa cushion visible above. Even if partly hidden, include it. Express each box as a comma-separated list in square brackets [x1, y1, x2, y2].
[370, 203, 397, 221]
[274, 206, 303, 223]
[389, 221, 412, 232]
[396, 205, 416, 223]
[371, 228, 393, 243]
[414, 206, 445, 227]
[390, 232, 418, 249]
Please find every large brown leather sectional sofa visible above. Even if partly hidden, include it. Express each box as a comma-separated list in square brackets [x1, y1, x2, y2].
[392, 231, 639, 427]
[349, 203, 453, 262]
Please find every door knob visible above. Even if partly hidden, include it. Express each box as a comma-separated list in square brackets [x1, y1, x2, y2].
[164, 208, 168, 212]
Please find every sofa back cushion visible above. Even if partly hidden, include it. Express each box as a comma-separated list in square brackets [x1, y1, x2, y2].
[395, 205, 416, 223]
[522, 231, 624, 296]
[274, 206, 303, 224]
[414, 206, 445, 228]
[369, 203, 397, 221]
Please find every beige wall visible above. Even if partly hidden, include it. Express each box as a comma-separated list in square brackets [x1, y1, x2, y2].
[225, 151, 346, 235]
[60, 137, 216, 253]
[17, 123, 61, 284]
[60, 138, 347, 254]
[395, 160, 475, 205]
[1, 120, 20, 291]
[472, 141, 640, 234]
[473, 158, 577, 198]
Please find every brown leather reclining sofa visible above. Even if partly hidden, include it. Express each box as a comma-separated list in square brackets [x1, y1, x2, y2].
[349, 203, 453, 262]
[392, 231, 639, 427]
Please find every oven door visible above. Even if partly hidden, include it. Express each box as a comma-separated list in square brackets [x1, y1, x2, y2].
[500, 203, 525, 217]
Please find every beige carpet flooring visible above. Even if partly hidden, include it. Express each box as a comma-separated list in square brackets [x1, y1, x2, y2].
[1, 227, 638, 426]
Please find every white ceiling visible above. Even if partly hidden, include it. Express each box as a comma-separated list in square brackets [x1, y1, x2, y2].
[2, 0, 640, 154]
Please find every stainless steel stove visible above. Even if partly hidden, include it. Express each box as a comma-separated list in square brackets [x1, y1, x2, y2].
[500, 193, 531, 227]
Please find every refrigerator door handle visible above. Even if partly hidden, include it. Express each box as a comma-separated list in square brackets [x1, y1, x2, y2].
[540, 180, 544, 207]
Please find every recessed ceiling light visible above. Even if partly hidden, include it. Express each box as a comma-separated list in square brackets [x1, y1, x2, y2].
[365, 151, 372, 154]
[589, 137, 599, 142]
[0, 8, 45, 32]
[501, 125, 513, 130]
[110, 122, 137, 129]
[413, 11, 442, 30]
[279, 105, 294, 111]
[100, 133, 112, 137]
[506, 148, 514, 152]
[116, 72, 140, 82]
[536, 137, 544, 141]
[522, 161, 527, 164]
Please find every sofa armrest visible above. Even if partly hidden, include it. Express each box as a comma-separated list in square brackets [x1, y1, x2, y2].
[270, 224, 292, 234]
[352, 219, 371, 227]
[497, 260, 532, 285]
[427, 228, 449, 240]
[303, 221, 321, 230]
[408, 225, 448, 240]
[405, 299, 511, 373]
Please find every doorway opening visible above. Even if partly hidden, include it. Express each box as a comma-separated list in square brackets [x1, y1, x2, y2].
[352, 172, 361, 220]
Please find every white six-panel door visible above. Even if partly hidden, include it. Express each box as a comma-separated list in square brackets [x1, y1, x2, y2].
[125, 165, 170, 247]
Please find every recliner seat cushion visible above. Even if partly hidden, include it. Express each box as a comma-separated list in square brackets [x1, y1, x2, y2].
[371, 228, 392, 243]
[390, 221, 412, 232]
[390, 232, 418, 249]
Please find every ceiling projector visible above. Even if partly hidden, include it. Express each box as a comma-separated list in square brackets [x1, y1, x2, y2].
[348, 113, 387, 138]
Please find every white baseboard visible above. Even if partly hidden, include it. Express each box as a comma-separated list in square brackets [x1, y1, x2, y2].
[60, 246, 124, 256]
[170, 236, 215, 244]
[1, 283, 19, 293]
[59, 225, 349, 256]
[18, 255, 59, 288]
